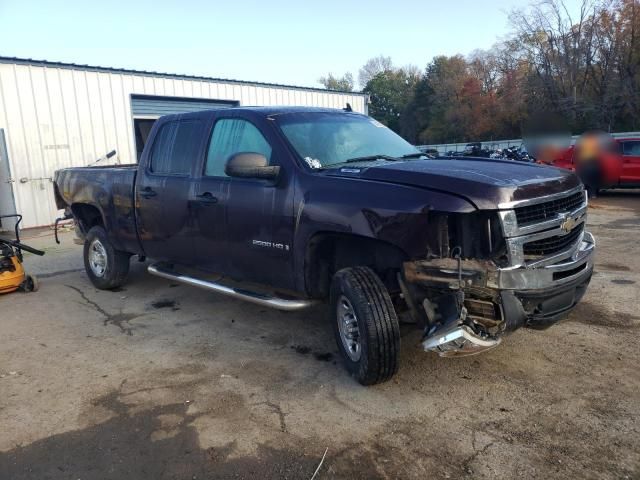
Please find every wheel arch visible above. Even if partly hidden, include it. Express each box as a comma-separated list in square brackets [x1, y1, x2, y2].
[70, 203, 105, 235]
[304, 231, 409, 299]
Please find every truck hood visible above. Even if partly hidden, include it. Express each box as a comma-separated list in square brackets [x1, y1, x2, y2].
[326, 158, 581, 210]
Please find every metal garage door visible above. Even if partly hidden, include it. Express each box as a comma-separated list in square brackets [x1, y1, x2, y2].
[131, 95, 240, 160]
[130, 94, 239, 118]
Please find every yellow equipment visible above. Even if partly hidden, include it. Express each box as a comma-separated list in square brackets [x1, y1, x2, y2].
[0, 214, 44, 294]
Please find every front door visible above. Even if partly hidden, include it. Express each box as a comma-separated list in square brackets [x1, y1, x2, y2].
[136, 118, 205, 264]
[620, 140, 640, 184]
[189, 117, 230, 273]
[0, 129, 17, 233]
[193, 115, 295, 289]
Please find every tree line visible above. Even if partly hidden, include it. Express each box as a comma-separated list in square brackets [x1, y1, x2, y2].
[319, 0, 640, 145]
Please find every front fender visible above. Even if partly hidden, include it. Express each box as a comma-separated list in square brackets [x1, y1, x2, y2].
[292, 176, 476, 292]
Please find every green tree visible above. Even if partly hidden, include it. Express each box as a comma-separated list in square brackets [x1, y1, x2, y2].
[363, 68, 420, 134]
[417, 55, 469, 143]
[318, 72, 354, 91]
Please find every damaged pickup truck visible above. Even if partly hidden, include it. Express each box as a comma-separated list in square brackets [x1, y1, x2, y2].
[53, 107, 595, 385]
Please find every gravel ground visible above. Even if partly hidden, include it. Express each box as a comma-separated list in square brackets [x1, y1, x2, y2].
[0, 192, 638, 479]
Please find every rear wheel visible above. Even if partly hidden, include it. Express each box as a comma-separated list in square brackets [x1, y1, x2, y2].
[83, 226, 130, 290]
[330, 266, 400, 385]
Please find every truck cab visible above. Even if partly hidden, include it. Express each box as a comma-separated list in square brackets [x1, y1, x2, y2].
[134, 109, 296, 289]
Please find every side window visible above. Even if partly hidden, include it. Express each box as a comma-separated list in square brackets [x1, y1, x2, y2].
[622, 141, 640, 156]
[149, 122, 176, 173]
[150, 120, 203, 175]
[205, 118, 272, 177]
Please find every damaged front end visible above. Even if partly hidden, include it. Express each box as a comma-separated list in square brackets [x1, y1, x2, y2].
[402, 256, 505, 357]
[402, 186, 595, 357]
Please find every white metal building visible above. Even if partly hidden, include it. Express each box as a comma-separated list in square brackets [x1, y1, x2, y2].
[0, 57, 368, 228]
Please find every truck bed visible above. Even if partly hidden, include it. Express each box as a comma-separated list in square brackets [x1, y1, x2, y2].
[53, 164, 141, 254]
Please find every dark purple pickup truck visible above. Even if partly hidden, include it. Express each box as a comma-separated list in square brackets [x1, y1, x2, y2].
[53, 107, 595, 385]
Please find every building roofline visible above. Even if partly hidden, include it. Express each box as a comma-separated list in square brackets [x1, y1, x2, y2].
[0, 56, 366, 96]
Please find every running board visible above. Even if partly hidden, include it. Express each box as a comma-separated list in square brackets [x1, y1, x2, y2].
[147, 263, 315, 311]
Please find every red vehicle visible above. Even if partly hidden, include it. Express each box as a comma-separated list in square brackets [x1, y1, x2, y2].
[551, 137, 640, 190]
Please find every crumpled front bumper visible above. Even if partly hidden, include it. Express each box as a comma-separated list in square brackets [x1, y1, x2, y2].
[501, 231, 595, 329]
[496, 231, 595, 291]
[403, 231, 596, 333]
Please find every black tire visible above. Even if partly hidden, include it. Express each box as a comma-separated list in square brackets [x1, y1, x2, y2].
[83, 226, 130, 290]
[330, 266, 400, 385]
[20, 274, 39, 292]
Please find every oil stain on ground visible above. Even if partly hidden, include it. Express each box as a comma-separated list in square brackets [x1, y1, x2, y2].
[151, 299, 180, 311]
[291, 345, 311, 355]
[598, 262, 631, 272]
[314, 352, 334, 362]
[611, 279, 635, 285]
[291, 345, 335, 362]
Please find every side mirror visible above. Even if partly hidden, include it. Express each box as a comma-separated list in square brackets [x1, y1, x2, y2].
[225, 152, 280, 180]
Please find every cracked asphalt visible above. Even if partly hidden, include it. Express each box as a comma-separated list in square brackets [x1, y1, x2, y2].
[0, 191, 639, 479]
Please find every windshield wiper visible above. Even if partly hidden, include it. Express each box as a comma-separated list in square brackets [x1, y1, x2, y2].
[321, 154, 402, 170]
[399, 152, 428, 159]
[343, 155, 400, 164]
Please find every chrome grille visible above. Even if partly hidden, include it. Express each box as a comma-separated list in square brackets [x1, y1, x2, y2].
[498, 186, 588, 268]
[523, 224, 584, 257]
[515, 190, 585, 225]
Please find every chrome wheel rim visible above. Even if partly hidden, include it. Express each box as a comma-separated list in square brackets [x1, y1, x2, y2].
[88, 239, 107, 277]
[337, 295, 361, 362]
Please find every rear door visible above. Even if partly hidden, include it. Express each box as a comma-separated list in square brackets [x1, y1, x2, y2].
[620, 140, 640, 184]
[136, 118, 205, 263]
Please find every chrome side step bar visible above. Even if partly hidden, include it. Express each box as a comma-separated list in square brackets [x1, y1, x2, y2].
[147, 263, 315, 312]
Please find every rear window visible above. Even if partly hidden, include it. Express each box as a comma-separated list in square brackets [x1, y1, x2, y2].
[150, 120, 203, 174]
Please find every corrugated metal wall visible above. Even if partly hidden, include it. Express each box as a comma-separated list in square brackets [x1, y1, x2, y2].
[0, 61, 368, 227]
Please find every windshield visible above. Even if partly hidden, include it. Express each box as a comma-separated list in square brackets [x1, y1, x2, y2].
[276, 112, 421, 169]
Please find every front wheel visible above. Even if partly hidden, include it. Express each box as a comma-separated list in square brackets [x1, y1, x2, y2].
[330, 267, 400, 385]
[83, 226, 130, 290]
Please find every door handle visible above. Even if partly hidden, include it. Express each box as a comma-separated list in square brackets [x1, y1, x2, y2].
[140, 187, 157, 198]
[195, 192, 218, 203]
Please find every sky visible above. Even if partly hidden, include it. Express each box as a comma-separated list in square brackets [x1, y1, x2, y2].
[0, 0, 583, 90]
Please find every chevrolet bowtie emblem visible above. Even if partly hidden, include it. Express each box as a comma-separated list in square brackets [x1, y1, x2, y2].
[560, 215, 577, 233]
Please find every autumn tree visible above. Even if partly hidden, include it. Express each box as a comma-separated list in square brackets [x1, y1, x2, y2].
[360, 0, 639, 143]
